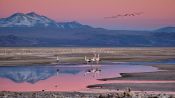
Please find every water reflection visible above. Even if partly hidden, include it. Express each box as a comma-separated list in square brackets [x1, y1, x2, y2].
[0, 64, 158, 91]
[0, 66, 81, 84]
[84, 64, 102, 77]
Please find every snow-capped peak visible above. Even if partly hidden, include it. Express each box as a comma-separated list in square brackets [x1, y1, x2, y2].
[0, 12, 91, 29]
[0, 12, 57, 27]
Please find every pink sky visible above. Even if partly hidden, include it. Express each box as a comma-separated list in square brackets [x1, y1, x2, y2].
[0, 0, 175, 30]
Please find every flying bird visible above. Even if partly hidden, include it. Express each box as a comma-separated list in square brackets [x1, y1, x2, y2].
[104, 12, 144, 19]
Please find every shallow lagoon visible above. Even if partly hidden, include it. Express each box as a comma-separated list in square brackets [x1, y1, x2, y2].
[0, 62, 158, 91]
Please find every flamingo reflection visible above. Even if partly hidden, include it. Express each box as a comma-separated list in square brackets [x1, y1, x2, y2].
[84, 67, 101, 77]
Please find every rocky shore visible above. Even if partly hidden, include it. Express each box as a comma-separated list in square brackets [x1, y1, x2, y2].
[0, 91, 175, 98]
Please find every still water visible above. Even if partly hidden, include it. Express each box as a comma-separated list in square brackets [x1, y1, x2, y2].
[0, 63, 157, 91]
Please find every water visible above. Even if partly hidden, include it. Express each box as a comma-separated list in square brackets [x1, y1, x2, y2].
[127, 58, 175, 65]
[0, 63, 157, 91]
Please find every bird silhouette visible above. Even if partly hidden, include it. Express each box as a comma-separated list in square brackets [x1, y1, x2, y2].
[104, 12, 144, 19]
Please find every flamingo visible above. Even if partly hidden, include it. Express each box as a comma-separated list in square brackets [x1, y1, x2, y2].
[84, 56, 91, 64]
[56, 56, 60, 63]
[91, 54, 96, 64]
[95, 54, 100, 64]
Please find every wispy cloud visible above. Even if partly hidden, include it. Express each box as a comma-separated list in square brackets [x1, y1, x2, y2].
[104, 12, 144, 19]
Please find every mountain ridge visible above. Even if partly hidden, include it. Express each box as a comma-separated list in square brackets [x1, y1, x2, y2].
[0, 12, 175, 47]
[155, 27, 175, 33]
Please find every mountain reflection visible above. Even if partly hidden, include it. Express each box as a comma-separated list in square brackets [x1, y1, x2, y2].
[0, 66, 81, 84]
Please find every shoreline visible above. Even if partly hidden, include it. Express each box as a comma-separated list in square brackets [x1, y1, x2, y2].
[88, 63, 175, 92]
[98, 64, 175, 81]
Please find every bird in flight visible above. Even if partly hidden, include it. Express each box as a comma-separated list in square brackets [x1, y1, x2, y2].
[104, 12, 144, 19]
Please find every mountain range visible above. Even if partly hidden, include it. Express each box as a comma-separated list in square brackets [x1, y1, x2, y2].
[0, 12, 175, 47]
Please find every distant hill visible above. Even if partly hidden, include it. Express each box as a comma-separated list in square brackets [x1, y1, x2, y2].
[155, 27, 175, 33]
[0, 12, 175, 47]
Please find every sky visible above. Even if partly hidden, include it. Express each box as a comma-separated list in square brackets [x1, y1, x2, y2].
[0, 0, 175, 30]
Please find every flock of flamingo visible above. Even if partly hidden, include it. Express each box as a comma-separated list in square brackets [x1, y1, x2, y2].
[84, 54, 101, 77]
[56, 53, 102, 77]
[84, 54, 100, 64]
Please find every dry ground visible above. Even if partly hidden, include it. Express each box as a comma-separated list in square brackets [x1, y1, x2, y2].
[0, 47, 175, 65]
